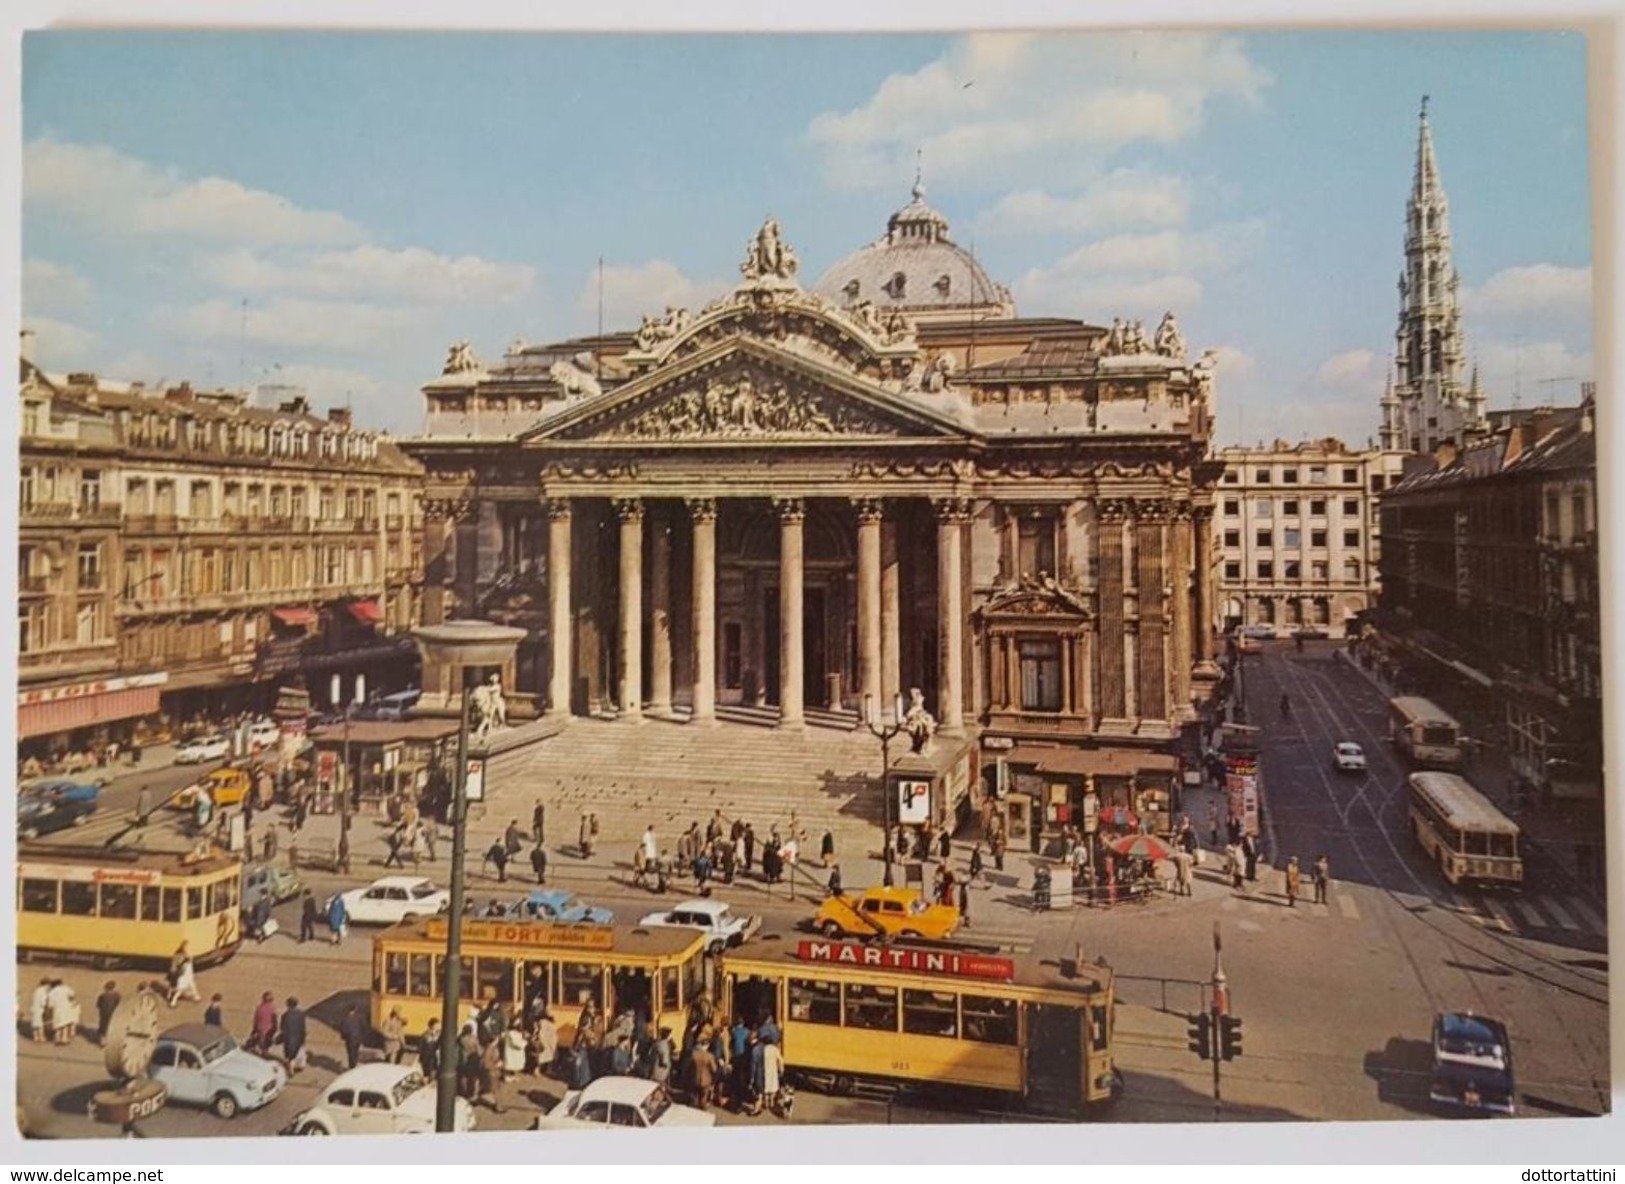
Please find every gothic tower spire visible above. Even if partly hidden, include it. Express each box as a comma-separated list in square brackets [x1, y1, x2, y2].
[1386, 96, 1485, 453]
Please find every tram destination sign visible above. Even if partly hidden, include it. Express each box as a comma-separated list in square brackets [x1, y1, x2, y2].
[423, 918, 615, 950]
[797, 940, 1015, 982]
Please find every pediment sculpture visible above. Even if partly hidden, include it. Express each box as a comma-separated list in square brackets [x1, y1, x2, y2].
[740, 217, 799, 283]
[599, 374, 899, 441]
[443, 339, 482, 375]
[1103, 318, 1154, 358]
[550, 357, 603, 399]
[1154, 311, 1187, 358]
[635, 305, 694, 353]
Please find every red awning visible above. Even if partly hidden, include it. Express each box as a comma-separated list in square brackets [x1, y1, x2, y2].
[272, 607, 317, 627]
[347, 599, 383, 625]
[18, 685, 162, 740]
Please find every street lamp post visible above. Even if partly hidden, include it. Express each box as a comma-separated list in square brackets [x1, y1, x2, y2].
[864, 693, 906, 889]
[411, 621, 524, 1135]
[340, 703, 352, 874]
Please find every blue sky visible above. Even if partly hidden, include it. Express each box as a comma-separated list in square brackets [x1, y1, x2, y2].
[21, 28, 1594, 444]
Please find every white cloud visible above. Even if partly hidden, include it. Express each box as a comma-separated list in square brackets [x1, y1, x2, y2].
[576, 260, 730, 330]
[1209, 344, 1257, 381]
[200, 245, 535, 305]
[253, 363, 384, 409]
[1472, 338, 1594, 406]
[25, 138, 364, 246]
[23, 259, 93, 313]
[1315, 348, 1381, 388]
[808, 32, 1271, 190]
[155, 297, 422, 352]
[974, 170, 1191, 236]
[22, 316, 101, 366]
[1466, 264, 1592, 321]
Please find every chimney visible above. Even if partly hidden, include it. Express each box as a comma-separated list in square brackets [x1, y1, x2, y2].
[1433, 439, 1458, 469]
[164, 382, 195, 404]
[19, 328, 35, 366]
[328, 407, 353, 429]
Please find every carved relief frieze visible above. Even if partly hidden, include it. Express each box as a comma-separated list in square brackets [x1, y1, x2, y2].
[541, 460, 641, 481]
[592, 371, 901, 442]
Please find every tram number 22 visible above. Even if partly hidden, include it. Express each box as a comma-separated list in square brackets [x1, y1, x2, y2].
[890, 1060, 911, 1073]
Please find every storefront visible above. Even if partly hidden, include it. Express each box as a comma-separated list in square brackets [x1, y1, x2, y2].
[983, 742, 1182, 853]
[308, 718, 460, 815]
[17, 672, 169, 759]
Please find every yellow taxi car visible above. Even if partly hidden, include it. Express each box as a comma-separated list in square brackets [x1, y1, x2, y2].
[812, 885, 960, 942]
[172, 767, 253, 810]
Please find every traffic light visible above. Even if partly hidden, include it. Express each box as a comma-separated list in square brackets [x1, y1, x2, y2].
[1187, 1012, 1213, 1060]
[1219, 1014, 1244, 1061]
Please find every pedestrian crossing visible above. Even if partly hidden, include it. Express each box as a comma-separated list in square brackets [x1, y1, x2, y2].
[1211, 882, 1605, 939]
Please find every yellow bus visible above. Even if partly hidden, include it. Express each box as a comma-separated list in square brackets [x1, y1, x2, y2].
[724, 935, 1120, 1118]
[1389, 696, 1464, 769]
[17, 846, 245, 968]
[1408, 772, 1523, 888]
[370, 918, 707, 1042]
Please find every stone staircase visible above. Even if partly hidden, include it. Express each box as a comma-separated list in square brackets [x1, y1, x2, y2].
[478, 715, 885, 855]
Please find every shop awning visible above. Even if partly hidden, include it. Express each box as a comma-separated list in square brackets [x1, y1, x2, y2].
[18, 678, 166, 740]
[1002, 744, 1180, 779]
[272, 607, 317, 627]
[347, 598, 384, 625]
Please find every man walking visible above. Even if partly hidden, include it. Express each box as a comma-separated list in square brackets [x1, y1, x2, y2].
[530, 843, 548, 885]
[532, 800, 546, 846]
[1285, 856, 1302, 907]
[95, 981, 121, 1046]
[504, 819, 524, 860]
[299, 890, 319, 943]
[743, 822, 757, 872]
[339, 1004, 366, 1069]
[327, 891, 349, 945]
[1173, 848, 1195, 896]
[419, 1018, 443, 1080]
[280, 997, 308, 1075]
[1313, 854, 1331, 905]
[1242, 832, 1259, 883]
[384, 826, 408, 869]
[250, 992, 278, 1055]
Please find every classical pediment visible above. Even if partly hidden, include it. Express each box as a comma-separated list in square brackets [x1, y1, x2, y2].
[979, 577, 1094, 619]
[523, 338, 969, 445]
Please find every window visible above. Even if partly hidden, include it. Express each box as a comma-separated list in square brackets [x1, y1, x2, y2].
[1255, 468, 1272, 484]
[1311, 530, 1327, 548]
[21, 879, 58, 913]
[1342, 467, 1359, 483]
[1571, 492, 1588, 536]
[1343, 530, 1360, 547]
[1344, 558, 1362, 581]
[1252, 499, 1273, 519]
[1311, 561, 1329, 581]
[1223, 562, 1241, 580]
[79, 469, 102, 511]
[1255, 530, 1272, 548]
[161, 887, 182, 923]
[1370, 475, 1385, 493]
[477, 957, 514, 1004]
[357, 1092, 390, 1112]
[327, 1089, 355, 1108]
[789, 978, 841, 1025]
[150, 1045, 177, 1070]
[1284, 561, 1301, 579]
[844, 983, 898, 1032]
[1342, 498, 1359, 515]
[1223, 499, 1240, 517]
[960, 995, 1017, 1045]
[1309, 467, 1326, 484]
[1283, 529, 1301, 548]
[1018, 639, 1063, 713]
[1016, 512, 1057, 578]
[903, 990, 959, 1038]
[1282, 500, 1299, 516]
[186, 885, 204, 920]
[1282, 468, 1299, 484]
[1222, 530, 1240, 548]
[408, 954, 434, 998]
[1310, 499, 1326, 516]
[62, 881, 97, 916]
[98, 882, 138, 920]
[560, 962, 600, 1007]
[1222, 470, 1239, 484]
[1257, 561, 1274, 579]
[77, 545, 103, 591]
[139, 886, 159, 921]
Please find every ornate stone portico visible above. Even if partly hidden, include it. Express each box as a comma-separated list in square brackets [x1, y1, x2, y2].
[405, 196, 1220, 838]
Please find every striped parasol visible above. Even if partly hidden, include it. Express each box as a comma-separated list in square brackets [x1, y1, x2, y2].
[1106, 833, 1176, 861]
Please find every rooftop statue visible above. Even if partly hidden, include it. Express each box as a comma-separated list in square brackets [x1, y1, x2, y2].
[741, 217, 799, 283]
[1154, 311, 1187, 359]
[443, 339, 481, 375]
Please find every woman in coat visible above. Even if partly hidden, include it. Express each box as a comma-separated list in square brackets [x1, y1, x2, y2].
[168, 944, 201, 1007]
[47, 980, 79, 1045]
[326, 893, 349, 945]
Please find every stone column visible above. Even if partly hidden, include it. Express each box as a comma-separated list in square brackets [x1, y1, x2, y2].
[935, 498, 968, 733]
[614, 498, 644, 722]
[854, 498, 883, 711]
[1096, 500, 1128, 719]
[1169, 505, 1194, 711]
[1136, 508, 1169, 722]
[687, 498, 718, 724]
[1193, 506, 1216, 663]
[649, 513, 674, 716]
[547, 499, 573, 717]
[776, 498, 806, 729]
[880, 514, 902, 703]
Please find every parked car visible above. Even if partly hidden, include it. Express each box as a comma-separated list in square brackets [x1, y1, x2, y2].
[638, 899, 762, 954]
[17, 780, 99, 840]
[534, 1077, 714, 1131]
[1332, 741, 1368, 772]
[243, 861, 305, 907]
[1239, 624, 1277, 640]
[288, 1064, 473, 1135]
[812, 886, 960, 942]
[150, 1024, 287, 1119]
[339, 876, 451, 926]
[175, 734, 231, 764]
[247, 719, 281, 750]
[1429, 1012, 1516, 1116]
[173, 767, 253, 811]
[508, 888, 614, 926]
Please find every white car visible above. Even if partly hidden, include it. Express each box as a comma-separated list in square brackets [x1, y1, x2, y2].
[175, 734, 230, 764]
[247, 719, 281, 750]
[151, 1023, 287, 1119]
[534, 1077, 715, 1131]
[637, 899, 762, 955]
[339, 876, 451, 925]
[1333, 741, 1368, 772]
[287, 1063, 474, 1135]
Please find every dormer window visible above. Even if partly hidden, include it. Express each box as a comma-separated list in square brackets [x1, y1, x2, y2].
[884, 272, 907, 300]
[934, 274, 952, 298]
[843, 279, 860, 301]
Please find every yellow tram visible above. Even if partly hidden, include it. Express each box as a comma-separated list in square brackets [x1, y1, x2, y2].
[370, 917, 707, 1042]
[17, 846, 244, 968]
[726, 935, 1119, 1117]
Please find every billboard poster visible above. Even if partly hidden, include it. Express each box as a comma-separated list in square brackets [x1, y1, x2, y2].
[466, 758, 486, 803]
[896, 778, 930, 824]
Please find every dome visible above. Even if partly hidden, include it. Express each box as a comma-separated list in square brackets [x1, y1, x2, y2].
[812, 182, 1016, 324]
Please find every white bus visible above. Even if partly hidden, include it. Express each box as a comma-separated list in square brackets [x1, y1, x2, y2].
[1407, 772, 1522, 889]
[1388, 696, 1464, 769]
